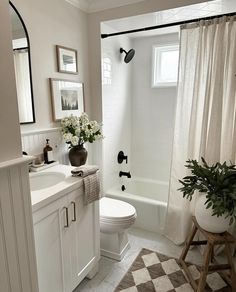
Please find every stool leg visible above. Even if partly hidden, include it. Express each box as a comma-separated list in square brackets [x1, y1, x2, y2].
[180, 224, 198, 262]
[197, 243, 213, 292]
[225, 242, 236, 290]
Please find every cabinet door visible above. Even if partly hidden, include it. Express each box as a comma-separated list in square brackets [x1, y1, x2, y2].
[33, 196, 70, 292]
[69, 190, 99, 290]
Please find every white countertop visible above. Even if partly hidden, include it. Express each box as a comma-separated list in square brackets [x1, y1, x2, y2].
[30, 164, 83, 212]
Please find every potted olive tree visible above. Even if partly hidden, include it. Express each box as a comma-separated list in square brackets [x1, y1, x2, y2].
[179, 158, 236, 233]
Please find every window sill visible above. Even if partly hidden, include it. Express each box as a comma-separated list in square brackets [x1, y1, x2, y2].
[152, 82, 177, 88]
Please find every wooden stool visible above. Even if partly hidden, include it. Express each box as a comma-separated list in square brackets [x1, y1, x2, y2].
[179, 216, 236, 292]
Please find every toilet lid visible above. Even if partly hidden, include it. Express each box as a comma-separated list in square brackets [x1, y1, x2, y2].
[100, 197, 136, 220]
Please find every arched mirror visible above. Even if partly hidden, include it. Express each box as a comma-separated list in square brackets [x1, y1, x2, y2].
[9, 2, 35, 124]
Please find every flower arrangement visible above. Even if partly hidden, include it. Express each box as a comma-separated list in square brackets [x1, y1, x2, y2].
[61, 113, 103, 147]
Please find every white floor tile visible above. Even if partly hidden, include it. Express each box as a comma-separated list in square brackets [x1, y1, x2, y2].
[74, 227, 206, 292]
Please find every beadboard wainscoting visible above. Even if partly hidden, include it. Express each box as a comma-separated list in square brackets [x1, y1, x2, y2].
[21, 128, 69, 165]
[0, 157, 39, 292]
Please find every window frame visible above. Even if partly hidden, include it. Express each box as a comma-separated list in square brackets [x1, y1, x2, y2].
[102, 55, 112, 85]
[152, 43, 179, 88]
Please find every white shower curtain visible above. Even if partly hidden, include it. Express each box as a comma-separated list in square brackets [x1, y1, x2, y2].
[165, 16, 236, 245]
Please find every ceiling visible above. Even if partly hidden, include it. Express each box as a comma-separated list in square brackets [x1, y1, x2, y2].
[65, 0, 146, 13]
[102, 0, 236, 38]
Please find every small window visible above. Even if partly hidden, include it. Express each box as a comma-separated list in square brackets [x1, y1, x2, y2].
[152, 44, 179, 88]
[102, 56, 112, 85]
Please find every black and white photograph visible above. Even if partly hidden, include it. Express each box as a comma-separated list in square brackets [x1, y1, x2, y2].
[56, 45, 78, 74]
[61, 90, 79, 111]
[50, 78, 84, 121]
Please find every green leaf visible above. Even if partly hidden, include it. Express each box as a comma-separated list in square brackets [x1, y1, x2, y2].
[179, 157, 236, 222]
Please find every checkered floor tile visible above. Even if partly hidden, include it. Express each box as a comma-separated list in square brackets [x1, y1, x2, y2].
[115, 249, 231, 292]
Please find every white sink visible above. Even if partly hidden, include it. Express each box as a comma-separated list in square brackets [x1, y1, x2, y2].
[29, 172, 66, 191]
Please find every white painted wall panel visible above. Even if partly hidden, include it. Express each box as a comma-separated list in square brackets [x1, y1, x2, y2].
[21, 128, 69, 165]
[0, 163, 39, 292]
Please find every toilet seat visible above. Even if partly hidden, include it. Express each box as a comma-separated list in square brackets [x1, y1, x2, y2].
[100, 197, 136, 221]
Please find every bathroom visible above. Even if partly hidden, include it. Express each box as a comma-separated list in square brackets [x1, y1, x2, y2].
[101, 20, 178, 234]
[1, 0, 236, 292]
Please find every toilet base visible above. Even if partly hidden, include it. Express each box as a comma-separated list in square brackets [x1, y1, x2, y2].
[100, 231, 130, 261]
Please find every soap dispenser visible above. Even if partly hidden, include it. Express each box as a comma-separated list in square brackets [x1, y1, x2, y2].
[43, 139, 54, 164]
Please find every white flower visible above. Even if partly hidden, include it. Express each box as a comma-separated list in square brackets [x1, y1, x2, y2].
[80, 112, 89, 124]
[61, 113, 103, 146]
[75, 128, 81, 136]
[63, 133, 73, 142]
[71, 136, 79, 146]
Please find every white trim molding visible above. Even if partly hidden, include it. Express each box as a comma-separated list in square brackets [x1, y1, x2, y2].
[21, 127, 61, 137]
[65, 0, 89, 12]
[152, 43, 179, 88]
[65, 0, 145, 13]
[0, 156, 34, 170]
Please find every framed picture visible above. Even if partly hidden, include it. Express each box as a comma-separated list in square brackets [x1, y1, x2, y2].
[56, 45, 78, 74]
[50, 78, 84, 121]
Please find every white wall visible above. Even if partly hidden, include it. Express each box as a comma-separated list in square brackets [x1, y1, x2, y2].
[11, 0, 90, 158]
[0, 2, 39, 291]
[88, 0, 207, 121]
[102, 25, 132, 191]
[0, 0, 22, 162]
[131, 33, 178, 182]
[88, 0, 208, 169]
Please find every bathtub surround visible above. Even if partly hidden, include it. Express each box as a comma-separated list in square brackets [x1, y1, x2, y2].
[131, 33, 178, 183]
[101, 32, 178, 237]
[102, 29, 178, 193]
[165, 16, 236, 245]
[102, 23, 132, 191]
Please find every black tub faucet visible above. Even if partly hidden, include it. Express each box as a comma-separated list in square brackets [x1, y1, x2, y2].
[119, 171, 131, 178]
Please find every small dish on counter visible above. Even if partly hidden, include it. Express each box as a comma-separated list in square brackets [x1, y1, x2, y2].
[32, 161, 45, 168]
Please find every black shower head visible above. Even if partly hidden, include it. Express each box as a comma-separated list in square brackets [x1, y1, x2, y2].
[120, 48, 135, 63]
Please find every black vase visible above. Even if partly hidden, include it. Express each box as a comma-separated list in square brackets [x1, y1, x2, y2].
[69, 144, 88, 166]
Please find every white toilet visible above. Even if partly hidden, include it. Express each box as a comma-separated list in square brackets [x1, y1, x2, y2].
[100, 197, 137, 261]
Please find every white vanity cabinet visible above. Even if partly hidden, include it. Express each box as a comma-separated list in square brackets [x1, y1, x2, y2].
[33, 186, 100, 292]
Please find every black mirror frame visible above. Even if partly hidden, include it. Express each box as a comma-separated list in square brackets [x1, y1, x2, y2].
[10, 1, 36, 124]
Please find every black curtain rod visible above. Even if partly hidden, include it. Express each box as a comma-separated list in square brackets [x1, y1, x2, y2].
[101, 11, 236, 39]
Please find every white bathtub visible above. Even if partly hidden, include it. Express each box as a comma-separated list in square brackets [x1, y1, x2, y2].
[106, 178, 168, 233]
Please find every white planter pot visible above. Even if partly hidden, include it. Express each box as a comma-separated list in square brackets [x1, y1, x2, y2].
[195, 195, 230, 233]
